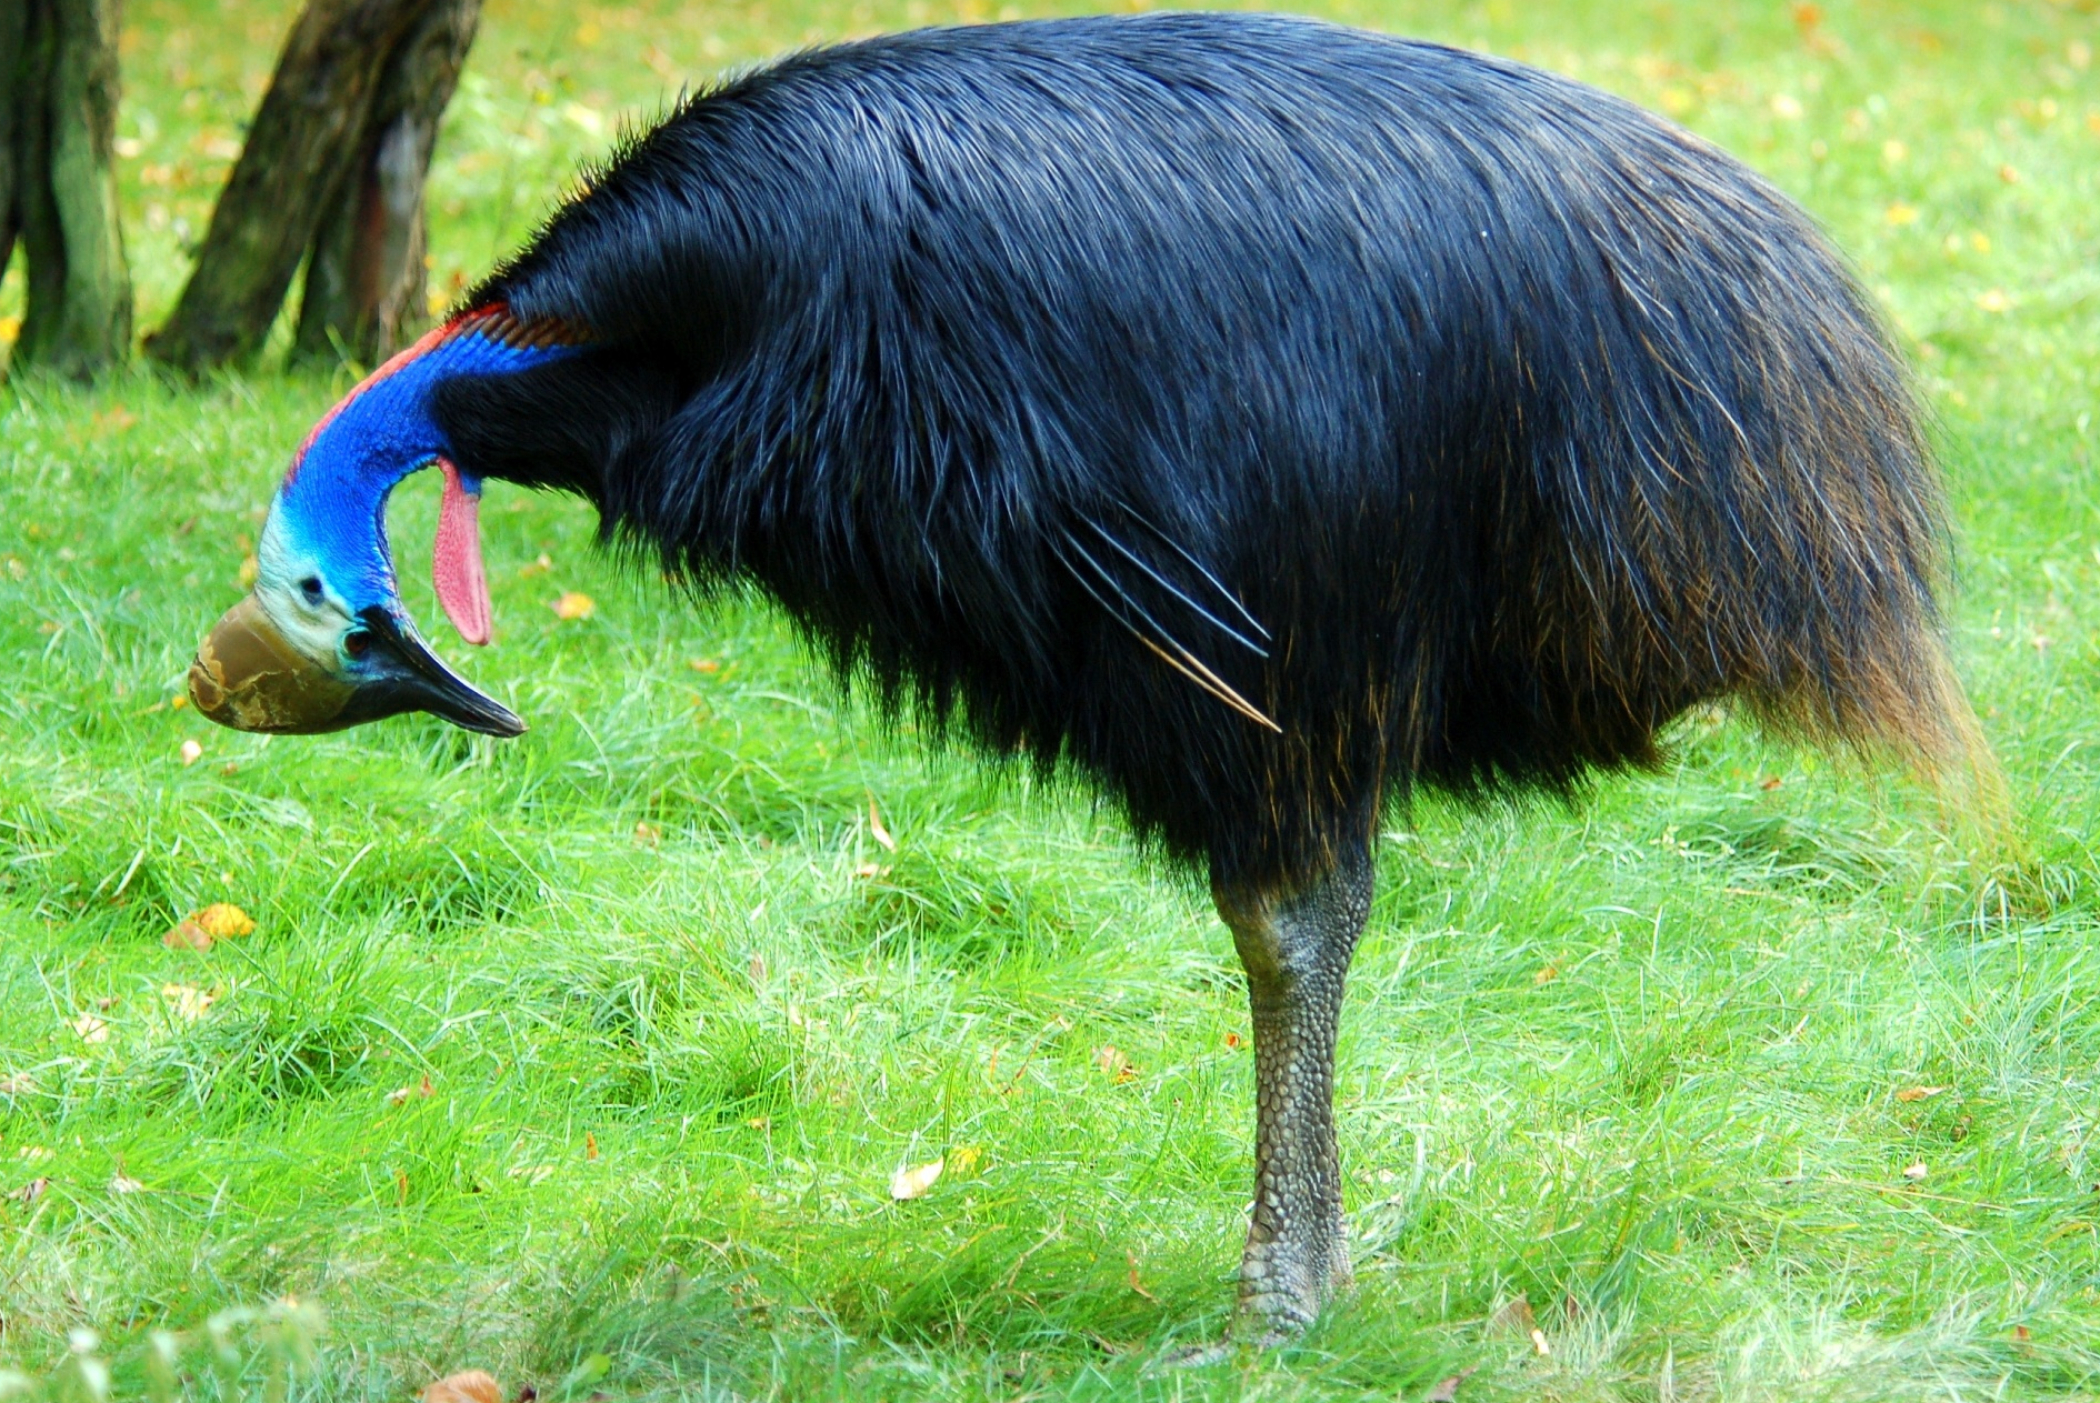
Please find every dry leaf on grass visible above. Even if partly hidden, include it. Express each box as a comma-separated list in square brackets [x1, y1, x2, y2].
[163, 919, 212, 951]
[633, 821, 662, 847]
[1094, 1045, 1138, 1084]
[179, 739, 203, 766]
[110, 1172, 144, 1195]
[946, 1145, 984, 1174]
[867, 793, 896, 851]
[890, 1158, 943, 1201]
[0, 1072, 40, 1097]
[586, 1132, 599, 1161]
[14, 1177, 49, 1207]
[386, 1074, 434, 1107]
[1125, 1249, 1156, 1302]
[70, 1012, 109, 1044]
[1488, 1295, 1535, 1336]
[165, 903, 255, 951]
[1896, 1085, 1949, 1102]
[161, 983, 215, 1022]
[1903, 1162, 1929, 1181]
[552, 591, 595, 620]
[1424, 1366, 1477, 1402]
[422, 1370, 503, 1403]
[196, 904, 254, 939]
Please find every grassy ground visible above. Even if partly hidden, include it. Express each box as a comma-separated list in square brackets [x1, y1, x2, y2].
[3, 0, 2100, 1397]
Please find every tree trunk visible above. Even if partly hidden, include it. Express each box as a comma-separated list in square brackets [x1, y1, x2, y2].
[143, 0, 474, 373]
[3, 0, 132, 379]
[294, 0, 477, 365]
[1, 0, 25, 277]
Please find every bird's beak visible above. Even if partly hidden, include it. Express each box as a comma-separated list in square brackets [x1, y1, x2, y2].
[188, 594, 526, 737]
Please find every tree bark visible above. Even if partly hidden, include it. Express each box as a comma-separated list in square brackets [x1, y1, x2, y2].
[4, 0, 132, 379]
[144, 0, 474, 373]
[1, 0, 25, 277]
[294, 0, 477, 365]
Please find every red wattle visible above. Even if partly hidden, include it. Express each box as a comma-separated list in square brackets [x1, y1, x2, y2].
[433, 457, 493, 645]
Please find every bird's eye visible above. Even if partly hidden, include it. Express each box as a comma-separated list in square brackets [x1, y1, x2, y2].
[343, 630, 372, 660]
[300, 576, 324, 604]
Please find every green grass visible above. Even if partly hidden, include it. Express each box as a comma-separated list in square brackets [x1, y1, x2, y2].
[3, 0, 2100, 1397]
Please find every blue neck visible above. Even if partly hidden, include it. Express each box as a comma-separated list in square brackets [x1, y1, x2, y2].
[270, 318, 579, 613]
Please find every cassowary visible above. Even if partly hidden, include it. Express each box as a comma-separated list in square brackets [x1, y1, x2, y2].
[188, 13, 1983, 1339]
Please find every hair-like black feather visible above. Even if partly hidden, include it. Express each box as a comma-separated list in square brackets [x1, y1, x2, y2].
[432, 12, 1977, 886]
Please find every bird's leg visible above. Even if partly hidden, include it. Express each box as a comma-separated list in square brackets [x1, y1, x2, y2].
[1213, 846, 1373, 1342]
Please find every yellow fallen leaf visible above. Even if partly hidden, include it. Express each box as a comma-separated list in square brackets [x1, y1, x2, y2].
[1094, 1045, 1138, 1084]
[518, 552, 553, 578]
[552, 591, 595, 620]
[868, 793, 896, 851]
[946, 1145, 984, 1174]
[586, 1131, 599, 1160]
[422, 1371, 503, 1403]
[689, 656, 720, 673]
[633, 820, 662, 847]
[196, 904, 255, 940]
[71, 1012, 109, 1044]
[1531, 1327, 1552, 1357]
[161, 983, 215, 1022]
[180, 739, 203, 766]
[17, 1145, 52, 1162]
[890, 1157, 944, 1200]
[1902, 1161, 1929, 1181]
[1896, 1085, 1949, 1102]
[1884, 202, 1919, 226]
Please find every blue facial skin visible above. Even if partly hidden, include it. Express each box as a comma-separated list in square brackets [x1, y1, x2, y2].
[267, 325, 573, 627]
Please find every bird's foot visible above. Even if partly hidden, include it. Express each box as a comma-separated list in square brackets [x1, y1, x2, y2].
[1230, 1234, 1350, 1345]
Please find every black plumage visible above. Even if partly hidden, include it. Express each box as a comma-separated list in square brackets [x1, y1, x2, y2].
[422, 13, 1980, 1331]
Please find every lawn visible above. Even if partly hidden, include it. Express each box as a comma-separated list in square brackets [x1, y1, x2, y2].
[2, 0, 2099, 1398]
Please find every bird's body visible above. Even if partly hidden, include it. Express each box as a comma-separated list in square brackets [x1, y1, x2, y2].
[192, 12, 1979, 1337]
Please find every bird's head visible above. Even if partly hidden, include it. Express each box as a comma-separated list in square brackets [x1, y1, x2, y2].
[188, 307, 579, 737]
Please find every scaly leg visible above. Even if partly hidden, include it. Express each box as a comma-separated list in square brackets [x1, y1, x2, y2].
[1213, 846, 1373, 1341]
